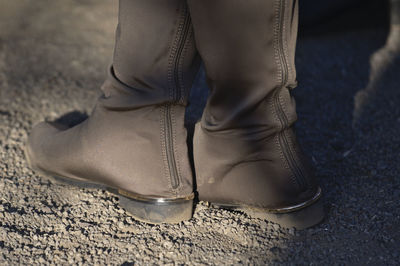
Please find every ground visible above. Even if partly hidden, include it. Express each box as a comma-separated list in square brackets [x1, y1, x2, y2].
[0, 1, 399, 265]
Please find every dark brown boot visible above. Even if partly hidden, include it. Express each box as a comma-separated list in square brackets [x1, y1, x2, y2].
[188, 0, 324, 229]
[26, 0, 200, 224]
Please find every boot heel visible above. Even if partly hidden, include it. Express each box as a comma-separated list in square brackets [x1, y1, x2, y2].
[118, 190, 194, 224]
[242, 198, 324, 230]
[212, 188, 324, 230]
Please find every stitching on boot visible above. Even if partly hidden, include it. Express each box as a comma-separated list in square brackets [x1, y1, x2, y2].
[277, 0, 289, 123]
[272, 0, 297, 188]
[171, 105, 183, 195]
[288, 129, 311, 192]
[280, 0, 309, 191]
[273, 0, 283, 86]
[272, 0, 289, 171]
[167, 2, 187, 102]
[281, 0, 296, 123]
[165, 3, 189, 196]
[278, 90, 288, 124]
[282, 0, 291, 87]
[159, 105, 174, 194]
[178, 30, 188, 103]
[178, 19, 193, 103]
[178, 7, 188, 103]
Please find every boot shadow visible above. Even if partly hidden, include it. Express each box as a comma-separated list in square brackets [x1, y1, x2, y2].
[50, 111, 88, 128]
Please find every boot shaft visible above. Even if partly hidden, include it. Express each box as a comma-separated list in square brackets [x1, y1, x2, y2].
[189, 0, 320, 211]
[104, 0, 200, 109]
[188, 0, 299, 131]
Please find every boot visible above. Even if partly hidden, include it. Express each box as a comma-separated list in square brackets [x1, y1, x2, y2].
[26, 0, 200, 224]
[187, 0, 324, 229]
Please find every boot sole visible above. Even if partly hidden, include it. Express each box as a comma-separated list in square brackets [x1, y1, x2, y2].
[40, 171, 194, 224]
[210, 187, 324, 230]
[25, 149, 194, 224]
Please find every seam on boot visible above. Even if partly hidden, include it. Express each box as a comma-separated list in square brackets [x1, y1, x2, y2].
[167, 2, 189, 102]
[279, 89, 289, 125]
[178, 19, 194, 103]
[272, 0, 298, 190]
[159, 106, 175, 196]
[282, 0, 291, 87]
[280, 0, 311, 193]
[272, 0, 290, 170]
[273, 0, 283, 86]
[177, 17, 188, 102]
[171, 105, 184, 195]
[167, 4, 183, 101]
[287, 129, 312, 193]
[163, 3, 190, 196]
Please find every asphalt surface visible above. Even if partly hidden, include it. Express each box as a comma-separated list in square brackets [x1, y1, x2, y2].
[0, 1, 399, 265]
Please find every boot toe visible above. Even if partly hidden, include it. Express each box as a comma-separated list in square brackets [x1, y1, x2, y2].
[25, 121, 65, 171]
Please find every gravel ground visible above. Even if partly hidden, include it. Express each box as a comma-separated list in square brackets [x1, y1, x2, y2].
[1, 1, 399, 265]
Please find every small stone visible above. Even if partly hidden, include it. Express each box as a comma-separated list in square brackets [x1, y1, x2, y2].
[272, 224, 280, 231]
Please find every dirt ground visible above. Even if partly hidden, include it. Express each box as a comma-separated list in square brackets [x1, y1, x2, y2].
[0, 1, 399, 265]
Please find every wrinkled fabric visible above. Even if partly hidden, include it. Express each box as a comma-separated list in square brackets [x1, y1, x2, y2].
[27, 0, 200, 199]
[188, 0, 320, 209]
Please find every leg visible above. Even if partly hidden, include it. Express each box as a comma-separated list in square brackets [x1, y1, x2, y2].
[188, 0, 323, 229]
[26, 0, 200, 224]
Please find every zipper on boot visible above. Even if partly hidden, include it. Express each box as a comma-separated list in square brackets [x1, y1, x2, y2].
[275, 0, 308, 191]
[163, 6, 191, 190]
[164, 104, 179, 189]
[172, 5, 191, 102]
